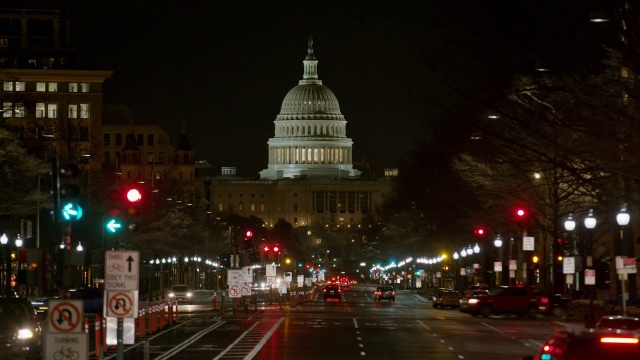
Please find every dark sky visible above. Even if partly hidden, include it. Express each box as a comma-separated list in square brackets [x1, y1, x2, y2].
[67, 0, 604, 177]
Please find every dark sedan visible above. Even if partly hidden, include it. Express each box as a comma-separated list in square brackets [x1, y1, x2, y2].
[0, 297, 43, 360]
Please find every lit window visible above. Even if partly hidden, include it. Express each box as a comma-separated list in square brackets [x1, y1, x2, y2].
[36, 83, 46, 92]
[3, 82, 12, 91]
[15, 103, 24, 118]
[48, 83, 58, 92]
[68, 104, 78, 118]
[0, 38, 7, 47]
[2, 102, 11, 117]
[47, 104, 57, 118]
[251, 204, 255, 211]
[15, 82, 25, 91]
[80, 83, 89, 92]
[36, 103, 45, 118]
[80, 104, 89, 118]
[218, 204, 223, 211]
[69, 83, 78, 92]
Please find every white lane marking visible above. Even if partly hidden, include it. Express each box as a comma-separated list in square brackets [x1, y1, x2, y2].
[353, 318, 359, 328]
[417, 320, 431, 330]
[154, 320, 225, 360]
[243, 317, 285, 360]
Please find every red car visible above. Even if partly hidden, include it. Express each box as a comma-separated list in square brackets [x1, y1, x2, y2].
[463, 285, 549, 317]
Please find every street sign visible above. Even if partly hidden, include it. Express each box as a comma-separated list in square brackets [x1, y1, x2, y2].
[105, 317, 135, 345]
[266, 263, 276, 277]
[585, 269, 596, 285]
[522, 236, 535, 251]
[241, 283, 252, 296]
[267, 276, 276, 286]
[509, 260, 517, 271]
[241, 266, 253, 283]
[105, 250, 140, 291]
[563, 256, 576, 274]
[494, 261, 502, 272]
[227, 269, 242, 287]
[45, 333, 88, 360]
[48, 299, 83, 333]
[229, 285, 241, 298]
[106, 291, 135, 318]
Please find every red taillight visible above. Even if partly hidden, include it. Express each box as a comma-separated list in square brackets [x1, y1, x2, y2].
[392, 292, 396, 296]
[540, 297, 549, 304]
[601, 337, 639, 344]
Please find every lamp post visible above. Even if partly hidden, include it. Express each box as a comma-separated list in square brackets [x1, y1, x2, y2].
[494, 235, 503, 286]
[473, 243, 481, 284]
[616, 204, 630, 316]
[1, 233, 8, 295]
[453, 251, 459, 291]
[564, 210, 598, 326]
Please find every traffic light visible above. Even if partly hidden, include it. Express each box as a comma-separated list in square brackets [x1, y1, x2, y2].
[474, 227, 486, 237]
[124, 187, 142, 231]
[514, 206, 528, 227]
[57, 160, 82, 222]
[273, 245, 281, 264]
[105, 189, 123, 233]
[243, 230, 254, 264]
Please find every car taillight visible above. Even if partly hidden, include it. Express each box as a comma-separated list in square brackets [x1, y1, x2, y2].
[392, 291, 396, 296]
[600, 337, 639, 344]
[540, 297, 549, 304]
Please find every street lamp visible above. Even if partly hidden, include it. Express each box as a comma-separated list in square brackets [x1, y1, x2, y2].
[15, 235, 23, 249]
[494, 235, 503, 286]
[616, 204, 631, 316]
[1, 233, 7, 295]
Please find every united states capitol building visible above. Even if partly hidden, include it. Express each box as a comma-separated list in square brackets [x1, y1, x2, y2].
[208, 37, 395, 239]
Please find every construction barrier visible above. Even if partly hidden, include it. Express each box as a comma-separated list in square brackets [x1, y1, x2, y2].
[212, 291, 217, 309]
[94, 315, 101, 357]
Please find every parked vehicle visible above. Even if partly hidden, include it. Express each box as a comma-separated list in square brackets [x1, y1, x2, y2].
[463, 285, 549, 317]
[595, 315, 640, 332]
[460, 290, 491, 313]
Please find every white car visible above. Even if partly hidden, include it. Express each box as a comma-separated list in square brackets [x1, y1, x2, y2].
[168, 284, 193, 304]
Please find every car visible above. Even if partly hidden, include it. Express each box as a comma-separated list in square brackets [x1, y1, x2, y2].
[168, 284, 194, 304]
[433, 290, 461, 309]
[460, 290, 491, 313]
[595, 315, 640, 332]
[525, 327, 640, 360]
[0, 296, 43, 360]
[323, 284, 342, 301]
[463, 285, 549, 317]
[374, 286, 396, 302]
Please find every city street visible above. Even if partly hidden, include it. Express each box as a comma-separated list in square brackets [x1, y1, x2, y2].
[93, 284, 578, 360]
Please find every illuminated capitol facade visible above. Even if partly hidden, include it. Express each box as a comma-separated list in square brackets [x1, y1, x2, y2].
[210, 37, 395, 231]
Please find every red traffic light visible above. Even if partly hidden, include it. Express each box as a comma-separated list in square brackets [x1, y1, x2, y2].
[516, 209, 525, 217]
[474, 227, 486, 236]
[273, 245, 280, 252]
[263, 246, 269, 252]
[245, 230, 253, 239]
[126, 188, 142, 203]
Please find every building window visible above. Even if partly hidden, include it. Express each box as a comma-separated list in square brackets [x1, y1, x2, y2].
[294, 204, 298, 211]
[47, 104, 57, 118]
[15, 82, 25, 91]
[147, 134, 154, 146]
[79, 126, 89, 141]
[0, 38, 7, 47]
[104, 133, 110, 146]
[36, 103, 45, 118]
[48, 83, 58, 92]
[3, 82, 12, 91]
[159, 152, 165, 163]
[147, 152, 154, 163]
[14, 103, 24, 118]
[68, 104, 78, 118]
[294, 217, 298, 225]
[115, 133, 122, 146]
[36, 82, 46, 92]
[80, 83, 90, 92]
[239, 202, 243, 211]
[137, 134, 143, 146]
[69, 83, 78, 92]
[260, 204, 264, 211]
[80, 104, 89, 118]
[251, 204, 255, 211]
[2, 102, 11, 117]
[104, 151, 110, 165]
[218, 203, 223, 211]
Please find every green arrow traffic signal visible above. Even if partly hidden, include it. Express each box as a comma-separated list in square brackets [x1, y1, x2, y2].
[106, 219, 122, 233]
[62, 202, 83, 221]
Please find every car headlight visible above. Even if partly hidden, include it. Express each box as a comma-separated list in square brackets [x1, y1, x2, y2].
[168, 293, 175, 297]
[18, 329, 34, 339]
[468, 298, 479, 304]
[186, 292, 192, 297]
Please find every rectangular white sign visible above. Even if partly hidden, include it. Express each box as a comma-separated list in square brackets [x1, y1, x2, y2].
[45, 333, 89, 360]
[227, 269, 243, 286]
[266, 263, 277, 277]
[563, 256, 575, 274]
[522, 236, 535, 251]
[241, 266, 253, 283]
[105, 250, 140, 290]
[494, 261, 502, 272]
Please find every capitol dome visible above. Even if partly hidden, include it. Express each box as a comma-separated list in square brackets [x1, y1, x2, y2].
[280, 84, 341, 114]
[260, 36, 361, 180]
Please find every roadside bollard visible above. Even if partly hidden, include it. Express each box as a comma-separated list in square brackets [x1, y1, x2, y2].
[168, 299, 174, 324]
[140, 307, 146, 337]
[84, 316, 89, 334]
[160, 301, 166, 329]
[102, 317, 107, 354]
[95, 315, 101, 357]
[175, 301, 179, 323]
[212, 290, 217, 310]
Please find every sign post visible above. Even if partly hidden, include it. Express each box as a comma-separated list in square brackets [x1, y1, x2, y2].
[105, 250, 140, 360]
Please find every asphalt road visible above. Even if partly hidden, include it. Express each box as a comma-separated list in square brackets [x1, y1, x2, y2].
[90, 284, 578, 360]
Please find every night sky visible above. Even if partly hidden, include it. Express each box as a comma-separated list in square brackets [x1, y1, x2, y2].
[68, 1, 603, 178]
